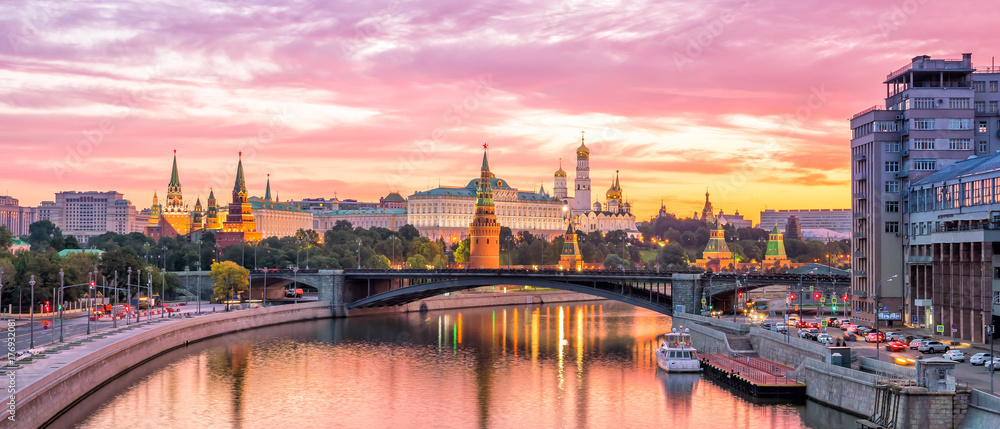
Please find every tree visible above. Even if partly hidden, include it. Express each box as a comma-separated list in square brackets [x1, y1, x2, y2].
[0, 226, 12, 251]
[406, 254, 428, 269]
[603, 254, 625, 270]
[28, 220, 66, 251]
[210, 261, 249, 303]
[454, 238, 470, 264]
[332, 220, 353, 232]
[368, 254, 390, 269]
[657, 243, 689, 267]
[398, 224, 420, 241]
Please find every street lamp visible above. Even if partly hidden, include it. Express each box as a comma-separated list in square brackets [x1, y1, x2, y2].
[292, 266, 299, 304]
[196, 260, 202, 315]
[29, 275, 35, 349]
[356, 238, 362, 269]
[59, 269, 64, 342]
[146, 267, 152, 323]
[161, 246, 167, 318]
[127, 267, 133, 325]
[391, 235, 398, 269]
[874, 274, 898, 361]
[0, 267, 4, 322]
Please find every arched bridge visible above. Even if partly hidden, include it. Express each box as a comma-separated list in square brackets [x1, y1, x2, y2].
[346, 270, 675, 315]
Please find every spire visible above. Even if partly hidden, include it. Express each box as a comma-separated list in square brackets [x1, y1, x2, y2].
[705, 187, 710, 202]
[614, 169, 620, 190]
[208, 188, 215, 201]
[169, 150, 180, 187]
[233, 152, 248, 204]
[481, 142, 490, 172]
[265, 173, 272, 201]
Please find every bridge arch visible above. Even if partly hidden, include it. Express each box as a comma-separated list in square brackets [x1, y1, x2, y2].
[347, 276, 673, 315]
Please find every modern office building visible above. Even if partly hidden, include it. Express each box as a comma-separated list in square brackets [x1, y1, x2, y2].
[758, 209, 851, 234]
[44, 191, 140, 243]
[850, 53, 1000, 332]
[906, 153, 1000, 342]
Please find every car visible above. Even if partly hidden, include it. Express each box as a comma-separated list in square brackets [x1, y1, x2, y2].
[894, 356, 916, 366]
[800, 328, 819, 339]
[816, 334, 834, 345]
[843, 331, 857, 341]
[773, 324, 788, 333]
[971, 353, 994, 365]
[865, 332, 884, 343]
[884, 331, 904, 342]
[857, 326, 873, 335]
[918, 341, 949, 353]
[910, 339, 927, 350]
[943, 350, 966, 362]
[885, 341, 908, 352]
[985, 358, 1000, 370]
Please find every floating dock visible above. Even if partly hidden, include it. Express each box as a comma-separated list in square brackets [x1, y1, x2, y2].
[700, 353, 806, 398]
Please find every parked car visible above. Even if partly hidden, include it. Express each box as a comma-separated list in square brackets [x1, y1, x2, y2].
[943, 350, 966, 362]
[918, 341, 949, 353]
[884, 341, 908, 352]
[816, 333, 834, 345]
[865, 332, 884, 343]
[970, 353, 994, 365]
[985, 358, 1000, 371]
[910, 339, 927, 350]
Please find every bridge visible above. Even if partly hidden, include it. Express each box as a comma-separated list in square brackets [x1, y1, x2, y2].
[173, 269, 849, 316]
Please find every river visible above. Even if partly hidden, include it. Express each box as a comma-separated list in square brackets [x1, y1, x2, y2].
[58, 301, 857, 428]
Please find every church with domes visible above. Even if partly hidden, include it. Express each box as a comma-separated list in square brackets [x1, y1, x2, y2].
[552, 134, 639, 238]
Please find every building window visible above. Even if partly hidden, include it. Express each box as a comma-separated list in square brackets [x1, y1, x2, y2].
[949, 118, 971, 130]
[980, 141, 988, 153]
[885, 181, 900, 193]
[885, 161, 900, 173]
[980, 121, 988, 134]
[885, 201, 899, 212]
[884, 142, 900, 153]
[992, 101, 999, 113]
[976, 101, 987, 112]
[912, 160, 935, 171]
[949, 139, 971, 150]
[974, 81, 986, 92]
[885, 222, 899, 233]
[913, 98, 934, 109]
[949, 98, 970, 109]
[992, 81, 999, 93]
[911, 138, 934, 150]
[875, 121, 898, 132]
[913, 119, 935, 130]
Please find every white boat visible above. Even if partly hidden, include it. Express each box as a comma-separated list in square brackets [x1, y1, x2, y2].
[655, 329, 702, 373]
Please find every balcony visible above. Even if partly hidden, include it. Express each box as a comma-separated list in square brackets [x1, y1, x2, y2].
[854, 212, 867, 218]
[853, 153, 868, 161]
[854, 251, 866, 260]
[853, 172, 868, 181]
[853, 271, 867, 279]
[853, 288, 869, 297]
[908, 255, 932, 263]
[854, 231, 866, 239]
[853, 192, 867, 200]
[850, 105, 883, 121]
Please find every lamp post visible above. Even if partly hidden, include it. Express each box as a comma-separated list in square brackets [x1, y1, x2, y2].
[390, 235, 397, 269]
[29, 275, 35, 349]
[59, 269, 64, 342]
[988, 325, 995, 394]
[185, 266, 190, 313]
[262, 267, 267, 307]
[874, 274, 898, 361]
[356, 238, 362, 269]
[127, 267, 133, 325]
[292, 266, 299, 304]
[113, 270, 118, 329]
[196, 260, 202, 315]
[161, 246, 167, 318]
[146, 267, 152, 323]
[254, 241, 258, 271]
[0, 267, 4, 322]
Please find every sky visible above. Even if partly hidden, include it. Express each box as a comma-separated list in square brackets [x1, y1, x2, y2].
[1, 0, 996, 224]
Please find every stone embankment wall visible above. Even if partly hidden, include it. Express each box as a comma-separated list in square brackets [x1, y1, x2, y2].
[13, 302, 333, 428]
[347, 291, 605, 317]
[962, 389, 1000, 428]
[799, 358, 878, 417]
[750, 327, 828, 368]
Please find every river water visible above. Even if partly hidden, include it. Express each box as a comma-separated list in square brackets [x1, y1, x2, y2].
[60, 302, 856, 428]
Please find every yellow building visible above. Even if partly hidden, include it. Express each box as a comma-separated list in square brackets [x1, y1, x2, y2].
[695, 222, 736, 270]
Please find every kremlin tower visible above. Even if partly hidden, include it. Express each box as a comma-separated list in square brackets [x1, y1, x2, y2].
[217, 152, 262, 248]
[468, 145, 500, 269]
[572, 133, 591, 212]
[558, 216, 583, 271]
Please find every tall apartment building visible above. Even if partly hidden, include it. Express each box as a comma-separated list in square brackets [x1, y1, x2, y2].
[850, 53, 1000, 332]
[0, 196, 37, 236]
[45, 191, 140, 243]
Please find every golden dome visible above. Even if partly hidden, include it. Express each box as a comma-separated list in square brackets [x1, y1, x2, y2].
[606, 187, 622, 200]
[576, 141, 590, 157]
[555, 158, 567, 177]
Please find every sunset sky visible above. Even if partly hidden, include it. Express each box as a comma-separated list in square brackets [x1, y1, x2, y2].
[1, 0, 995, 223]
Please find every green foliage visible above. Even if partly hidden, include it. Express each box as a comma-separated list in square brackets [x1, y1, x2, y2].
[454, 238, 470, 264]
[368, 254, 390, 269]
[28, 220, 67, 252]
[0, 226, 12, 251]
[657, 243, 689, 267]
[406, 254, 428, 268]
[603, 254, 625, 270]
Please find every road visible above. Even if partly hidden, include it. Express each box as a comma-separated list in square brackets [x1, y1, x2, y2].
[769, 314, 1000, 394]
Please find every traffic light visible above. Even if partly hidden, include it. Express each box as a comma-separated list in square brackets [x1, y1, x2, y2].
[813, 293, 821, 300]
[738, 292, 743, 298]
[832, 305, 837, 311]
[44, 301, 50, 312]
[843, 294, 849, 301]
[790, 293, 796, 300]
[89, 281, 95, 289]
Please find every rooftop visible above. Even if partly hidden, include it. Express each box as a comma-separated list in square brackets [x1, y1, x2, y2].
[912, 152, 1000, 186]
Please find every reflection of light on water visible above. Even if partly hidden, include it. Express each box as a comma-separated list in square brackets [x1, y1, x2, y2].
[531, 308, 539, 365]
[557, 306, 565, 390]
[437, 316, 442, 351]
[576, 306, 584, 377]
[491, 311, 496, 353]
[502, 309, 507, 356]
[513, 308, 518, 357]
[457, 313, 462, 344]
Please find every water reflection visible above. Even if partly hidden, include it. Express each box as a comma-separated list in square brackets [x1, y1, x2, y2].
[65, 302, 852, 428]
